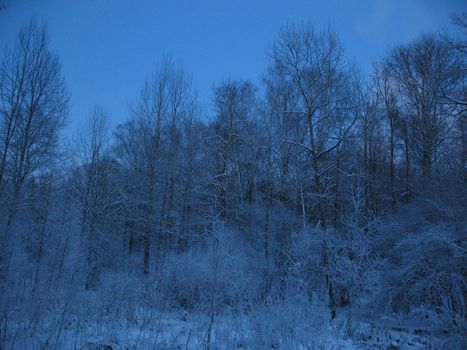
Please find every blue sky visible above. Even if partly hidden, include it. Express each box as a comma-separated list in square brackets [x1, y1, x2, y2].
[0, 0, 465, 131]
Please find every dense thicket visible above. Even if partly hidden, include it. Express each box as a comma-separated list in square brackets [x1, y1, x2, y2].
[0, 18, 465, 349]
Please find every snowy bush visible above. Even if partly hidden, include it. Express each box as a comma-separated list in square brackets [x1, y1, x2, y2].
[159, 228, 261, 312]
[327, 228, 382, 311]
[382, 225, 466, 336]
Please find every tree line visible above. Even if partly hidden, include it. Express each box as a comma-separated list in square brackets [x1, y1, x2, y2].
[0, 17, 465, 347]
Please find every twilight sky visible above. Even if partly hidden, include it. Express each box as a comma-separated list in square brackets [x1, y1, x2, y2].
[0, 0, 465, 131]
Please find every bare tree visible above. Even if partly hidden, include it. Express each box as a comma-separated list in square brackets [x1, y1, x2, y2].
[116, 57, 197, 275]
[210, 80, 257, 221]
[374, 64, 400, 205]
[385, 34, 463, 177]
[0, 19, 68, 280]
[446, 13, 467, 55]
[445, 13, 467, 183]
[264, 22, 360, 319]
[72, 106, 116, 289]
[265, 22, 358, 226]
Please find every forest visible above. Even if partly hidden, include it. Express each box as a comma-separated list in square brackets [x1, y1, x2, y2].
[0, 13, 466, 350]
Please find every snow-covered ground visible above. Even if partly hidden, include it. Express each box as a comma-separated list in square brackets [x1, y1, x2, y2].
[2, 312, 352, 349]
[3, 306, 455, 350]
